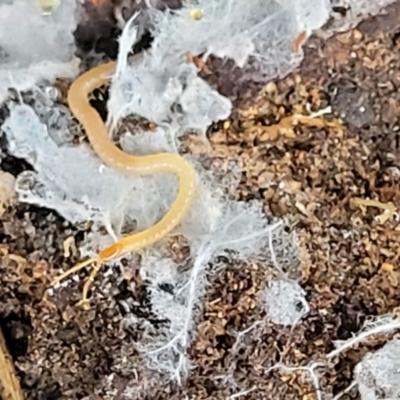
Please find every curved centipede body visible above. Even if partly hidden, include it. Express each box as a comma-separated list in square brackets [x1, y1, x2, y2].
[49, 61, 197, 307]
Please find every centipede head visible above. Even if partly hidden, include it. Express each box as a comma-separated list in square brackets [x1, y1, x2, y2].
[99, 242, 124, 262]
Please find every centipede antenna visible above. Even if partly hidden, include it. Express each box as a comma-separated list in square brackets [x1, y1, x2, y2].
[49, 257, 96, 287]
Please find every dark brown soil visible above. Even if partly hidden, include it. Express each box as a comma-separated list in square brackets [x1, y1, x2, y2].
[2, 2, 400, 400]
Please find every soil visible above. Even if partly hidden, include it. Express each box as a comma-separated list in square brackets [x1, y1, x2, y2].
[2, 2, 400, 400]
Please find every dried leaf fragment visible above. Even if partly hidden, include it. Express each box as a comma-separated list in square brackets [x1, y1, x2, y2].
[350, 197, 396, 224]
[63, 236, 78, 258]
[255, 111, 343, 142]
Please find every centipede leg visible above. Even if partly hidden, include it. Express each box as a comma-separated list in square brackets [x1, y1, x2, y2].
[77, 260, 103, 309]
[49, 258, 96, 288]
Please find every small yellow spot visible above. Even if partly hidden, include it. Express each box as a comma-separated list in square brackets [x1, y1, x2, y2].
[190, 8, 203, 21]
[38, 0, 60, 15]
[380, 262, 394, 274]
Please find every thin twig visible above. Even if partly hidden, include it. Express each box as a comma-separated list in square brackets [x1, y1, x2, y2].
[0, 328, 25, 400]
